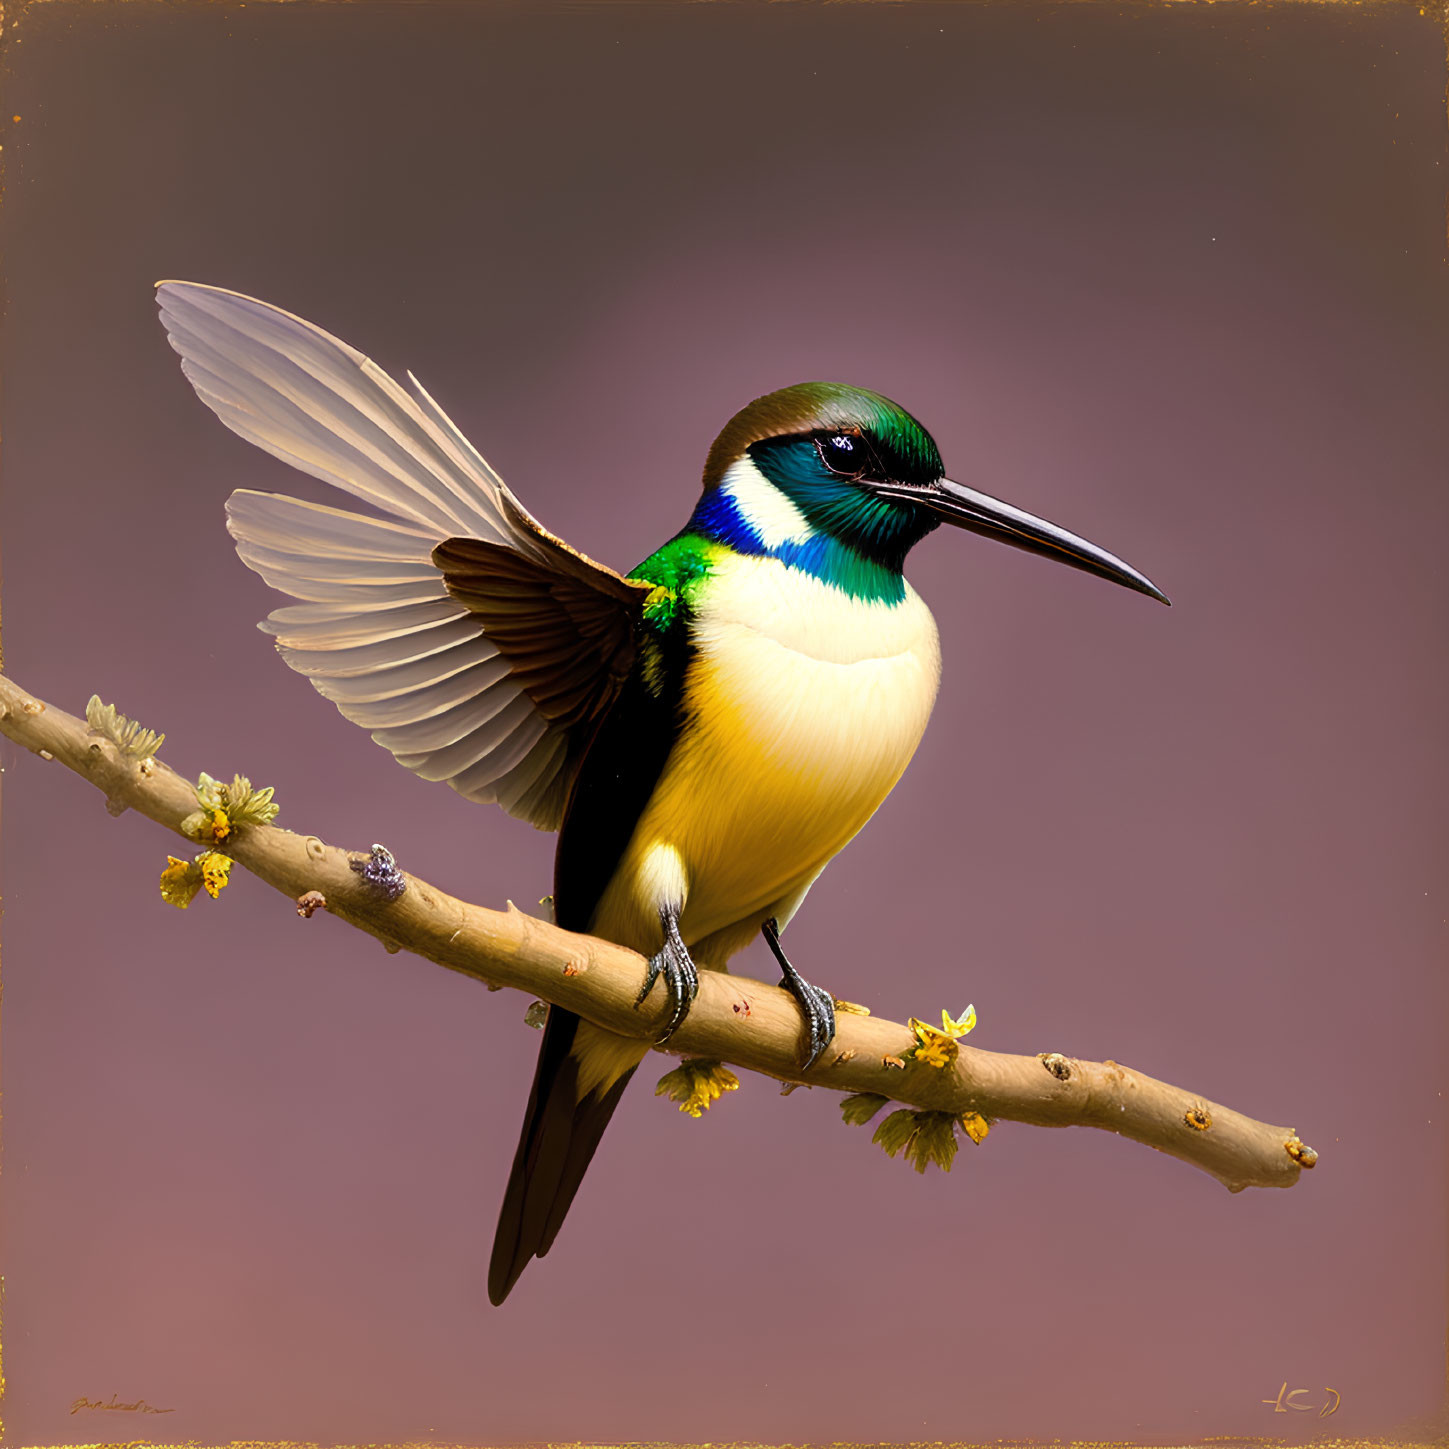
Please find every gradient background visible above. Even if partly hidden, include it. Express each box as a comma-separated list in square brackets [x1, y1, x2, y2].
[1, 2, 1446, 1444]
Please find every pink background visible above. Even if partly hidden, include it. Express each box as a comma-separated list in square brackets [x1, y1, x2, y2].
[2, 2, 1445, 1443]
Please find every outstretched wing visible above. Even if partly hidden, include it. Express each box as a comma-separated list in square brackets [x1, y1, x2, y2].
[157, 281, 653, 830]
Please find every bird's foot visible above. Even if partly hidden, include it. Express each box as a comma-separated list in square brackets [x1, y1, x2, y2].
[762, 917, 837, 1070]
[635, 907, 699, 1042]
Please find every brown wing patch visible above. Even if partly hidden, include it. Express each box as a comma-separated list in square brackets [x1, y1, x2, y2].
[431, 535, 651, 736]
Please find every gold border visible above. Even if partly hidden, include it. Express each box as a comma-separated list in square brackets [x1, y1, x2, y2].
[8, 1442, 1449, 1449]
[0, 2, 1445, 1448]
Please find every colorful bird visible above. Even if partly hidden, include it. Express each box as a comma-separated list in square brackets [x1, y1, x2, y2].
[157, 282, 1167, 1305]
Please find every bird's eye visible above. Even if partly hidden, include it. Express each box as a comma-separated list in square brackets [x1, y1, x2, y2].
[817, 432, 867, 478]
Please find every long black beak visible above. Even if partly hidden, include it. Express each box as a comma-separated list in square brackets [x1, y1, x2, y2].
[879, 477, 1170, 605]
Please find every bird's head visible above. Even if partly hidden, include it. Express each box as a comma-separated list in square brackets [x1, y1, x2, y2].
[696, 382, 1167, 603]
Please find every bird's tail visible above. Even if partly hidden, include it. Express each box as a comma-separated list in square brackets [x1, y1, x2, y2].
[487, 1006, 644, 1305]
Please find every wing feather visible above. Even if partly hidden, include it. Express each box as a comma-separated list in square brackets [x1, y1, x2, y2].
[310, 641, 506, 706]
[226, 491, 440, 559]
[273, 615, 485, 678]
[447, 715, 552, 794]
[327, 659, 514, 730]
[160, 284, 525, 542]
[494, 734, 571, 819]
[159, 281, 653, 830]
[372, 686, 533, 754]
[393, 693, 540, 780]
[261, 598, 464, 649]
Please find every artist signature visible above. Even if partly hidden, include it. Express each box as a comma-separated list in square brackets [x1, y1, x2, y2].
[1262, 1382, 1341, 1417]
[70, 1393, 175, 1415]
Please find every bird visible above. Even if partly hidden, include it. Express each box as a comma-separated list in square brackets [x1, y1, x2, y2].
[156, 280, 1168, 1306]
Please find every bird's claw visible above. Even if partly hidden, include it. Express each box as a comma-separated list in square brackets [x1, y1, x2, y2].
[635, 914, 698, 1042]
[782, 973, 836, 1071]
[761, 916, 838, 1070]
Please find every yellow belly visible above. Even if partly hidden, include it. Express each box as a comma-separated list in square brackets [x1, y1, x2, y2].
[591, 553, 941, 965]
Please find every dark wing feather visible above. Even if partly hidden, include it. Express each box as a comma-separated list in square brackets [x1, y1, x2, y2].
[431, 534, 652, 828]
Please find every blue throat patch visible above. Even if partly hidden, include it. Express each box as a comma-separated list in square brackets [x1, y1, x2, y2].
[686, 439, 939, 604]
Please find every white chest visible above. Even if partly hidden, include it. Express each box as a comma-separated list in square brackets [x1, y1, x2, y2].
[688, 554, 941, 778]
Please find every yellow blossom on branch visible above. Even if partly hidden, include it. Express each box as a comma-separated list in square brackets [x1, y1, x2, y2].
[159, 856, 204, 909]
[199, 852, 233, 898]
[655, 1059, 740, 1118]
[959, 1111, 991, 1145]
[906, 1004, 977, 1068]
[912, 1033, 957, 1069]
[159, 850, 235, 908]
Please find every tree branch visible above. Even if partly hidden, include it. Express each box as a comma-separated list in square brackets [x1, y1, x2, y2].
[0, 671, 1316, 1193]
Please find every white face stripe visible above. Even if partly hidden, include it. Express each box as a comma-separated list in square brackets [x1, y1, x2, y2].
[720, 456, 816, 549]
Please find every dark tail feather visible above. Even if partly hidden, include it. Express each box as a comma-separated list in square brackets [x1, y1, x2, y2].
[487, 1007, 635, 1305]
